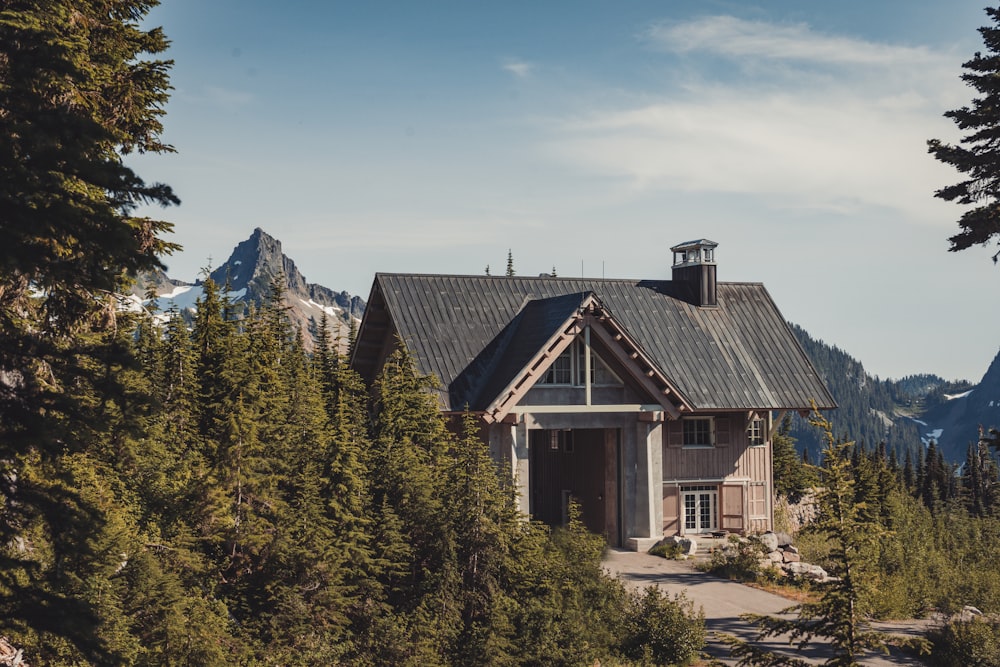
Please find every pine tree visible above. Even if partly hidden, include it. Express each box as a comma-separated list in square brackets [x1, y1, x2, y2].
[314, 313, 340, 411]
[725, 410, 924, 666]
[506, 250, 515, 276]
[773, 415, 814, 501]
[368, 347, 460, 661]
[903, 449, 916, 491]
[445, 412, 521, 664]
[0, 0, 178, 328]
[962, 435, 1000, 516]
[928, 7, 1000, 262]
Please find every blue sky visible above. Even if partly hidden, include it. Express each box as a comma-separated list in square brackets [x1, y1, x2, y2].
[132, 0, 1000, 382]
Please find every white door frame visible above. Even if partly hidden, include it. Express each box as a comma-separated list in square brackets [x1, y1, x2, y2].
[681, 485, 718, 534]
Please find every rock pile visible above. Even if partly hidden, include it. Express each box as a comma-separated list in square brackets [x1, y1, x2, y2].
[714, 531, 835, 583]
[750, 532, 833, 583]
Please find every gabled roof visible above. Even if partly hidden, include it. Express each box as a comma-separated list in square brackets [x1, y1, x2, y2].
[352, 273, 836, 413]
[470, 291, 688, 423]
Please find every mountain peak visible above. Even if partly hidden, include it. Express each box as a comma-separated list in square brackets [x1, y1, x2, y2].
[138, 229, 365, 353]
[209, 228, 285, 292]
[202, 229, 364, 348]
[249, 226, 279, 249]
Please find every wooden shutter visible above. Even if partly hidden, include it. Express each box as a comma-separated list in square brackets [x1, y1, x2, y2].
[715, 417, 731, 447]
[662, 484, 680, 534]
[666, 420, 682, 448]
[720, 484, 744, 532]
[749, 482, 767, 519]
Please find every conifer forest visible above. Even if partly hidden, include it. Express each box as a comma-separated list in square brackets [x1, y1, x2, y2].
[4, 1, 1000, 665]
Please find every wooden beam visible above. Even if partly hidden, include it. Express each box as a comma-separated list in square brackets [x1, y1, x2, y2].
[585, 321, 683, 420]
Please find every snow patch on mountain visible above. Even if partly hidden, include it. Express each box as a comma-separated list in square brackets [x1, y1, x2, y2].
[921, 428, 944, 446]
[299, 297, 345, 319]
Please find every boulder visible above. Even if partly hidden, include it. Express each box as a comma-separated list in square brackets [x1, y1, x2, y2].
[758, 531, 779, 553]
[784, 561, 829, 582]
[768, 551, 783, 563]
[678, 537, 697, 555]
[773, 531, 794, 547]
[657, 535, 697, 556]
[781, 550, 801, 563]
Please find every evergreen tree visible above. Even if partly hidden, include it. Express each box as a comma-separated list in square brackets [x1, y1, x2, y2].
[725, 410, 921, 666]
[0, 0, 184, 629]
[928, 7, 1000, 262]
[368, 347, 460, 662]
[445, 412, 520, 664]
[506, 250, 515, 276]
[314, 313, 340, 411]
[505, 503, 627, 666]
[772, 414, 815, 501]
[0, 0, 178, 331]
[962, 435, 1000, 516]
[903, 449, 916, 491]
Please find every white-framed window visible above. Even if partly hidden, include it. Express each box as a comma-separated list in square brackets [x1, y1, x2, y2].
[748, 417, 766, 447]
[682, 417, 714, 447]
[539, 337, 622, 387]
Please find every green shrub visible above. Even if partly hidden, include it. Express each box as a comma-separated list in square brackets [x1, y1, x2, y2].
[927, 616, 1000, 666]
[793, 527, 834, 570]
[704, 536, 767, 582]
[620, 587, 705, 666]
[649, 541, 684, 559]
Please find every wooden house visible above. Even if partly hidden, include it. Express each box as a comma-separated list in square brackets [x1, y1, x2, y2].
[351, 240, 835, 550]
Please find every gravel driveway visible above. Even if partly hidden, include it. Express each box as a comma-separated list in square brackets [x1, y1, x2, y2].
[602, 548, 930, 666]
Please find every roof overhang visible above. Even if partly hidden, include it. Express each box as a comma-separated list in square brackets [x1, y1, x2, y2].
[481, 294, 692, 424]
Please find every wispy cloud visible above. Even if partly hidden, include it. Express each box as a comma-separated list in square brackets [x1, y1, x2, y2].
[542, 16, 964, 224]
[502, 59, 534, 78]
[645, 15, 940, 68]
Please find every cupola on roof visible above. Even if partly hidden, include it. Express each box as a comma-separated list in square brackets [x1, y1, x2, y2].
[670, 239, 718, 267]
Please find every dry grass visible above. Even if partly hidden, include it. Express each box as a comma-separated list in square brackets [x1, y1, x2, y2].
[744, 580, 819, 604]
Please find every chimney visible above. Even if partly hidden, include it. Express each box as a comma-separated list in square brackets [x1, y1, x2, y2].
[670, 239, 718, 307]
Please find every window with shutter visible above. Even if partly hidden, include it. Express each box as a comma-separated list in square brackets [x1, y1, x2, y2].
[681, 417, 714, 447]
[715, 417, 730, 447]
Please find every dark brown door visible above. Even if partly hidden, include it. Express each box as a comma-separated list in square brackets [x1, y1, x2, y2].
[530, 429, 611, 539]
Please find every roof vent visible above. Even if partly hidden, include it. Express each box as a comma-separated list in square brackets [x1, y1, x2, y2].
[670, 239, 718, 307]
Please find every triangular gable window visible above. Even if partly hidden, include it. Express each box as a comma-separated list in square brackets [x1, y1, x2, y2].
[538, 337, 622, 387]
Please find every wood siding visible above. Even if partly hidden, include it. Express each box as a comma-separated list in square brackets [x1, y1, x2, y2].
[662, 412, 773, 535]
[663, 414, 770, 484]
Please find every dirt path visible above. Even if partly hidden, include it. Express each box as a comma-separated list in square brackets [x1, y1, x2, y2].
[602, 549, 930, 665]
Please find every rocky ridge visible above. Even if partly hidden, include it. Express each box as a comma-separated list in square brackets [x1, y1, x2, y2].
[133, 228, 365, 352]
